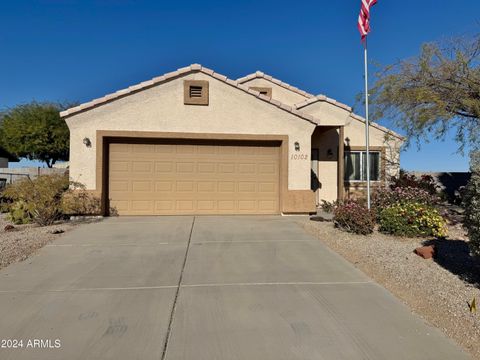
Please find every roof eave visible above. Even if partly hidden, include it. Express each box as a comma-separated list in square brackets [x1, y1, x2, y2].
[237, 71, 315, 99]
[60, 64, 320, 126]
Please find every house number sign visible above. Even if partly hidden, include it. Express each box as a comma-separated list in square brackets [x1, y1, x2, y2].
[290, 153, 308, 160]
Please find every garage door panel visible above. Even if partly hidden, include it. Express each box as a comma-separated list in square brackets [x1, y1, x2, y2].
[155, 162, 174, 173]
[197, 181, 216, 192]
[259, 200, 277, 211]
[176, 181, 195, 192]
[132, 144, 155, 153]
[132, 181, 153, 192]
[132, 161, 153, 173]
[108, 141, 280, 215]
[110, 161, 130, 172]
[218, 163, 235, 173]
[197, 145, 216, 155]
[155, 200, 174, 211]
[131, 200, 154, 211]
[238, 182, 256, 192]
[155, 181, 173, 192]
[110, 143, 131, 153]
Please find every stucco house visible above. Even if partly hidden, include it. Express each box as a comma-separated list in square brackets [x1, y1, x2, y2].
[61, 64, 403, 216]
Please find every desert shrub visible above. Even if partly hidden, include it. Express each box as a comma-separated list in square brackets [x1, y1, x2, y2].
[320, 200, 339, 213]
[2, 174, 110, 225]
[0, 192, 12, 213]
[333, 200, 376, 235]
[7, 200, 32, 224]
[390, 171, 438, 195]
[379, 202, 447, 238]
[2, 174, 70, 226]
[61, 189, 102, 216]
[372, 186, 439, 211]
[464, 152, 480, 256]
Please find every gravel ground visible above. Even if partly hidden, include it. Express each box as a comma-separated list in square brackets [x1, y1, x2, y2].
[0, 214, 86, 270]
[298, 218, 480, 359]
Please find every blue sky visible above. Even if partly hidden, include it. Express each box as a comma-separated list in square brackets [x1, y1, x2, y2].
[1, 0, 478, 171]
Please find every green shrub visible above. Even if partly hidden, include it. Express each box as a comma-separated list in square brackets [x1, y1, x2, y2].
[7, 200, 32, 224]
[333, 200, 376, 235]
[464, 152, 480, 256]
[379, 202, 447, 238]
[3, 174, 70, 226]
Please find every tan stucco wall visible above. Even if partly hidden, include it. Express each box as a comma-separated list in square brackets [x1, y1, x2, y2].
[297, 101, 351, 127]
[344, 117, 388, 146]
[239, 78, 309, 106]
[65, 72, 316, 192]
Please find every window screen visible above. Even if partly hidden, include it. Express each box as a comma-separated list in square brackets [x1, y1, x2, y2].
[344, 151, 380, 181]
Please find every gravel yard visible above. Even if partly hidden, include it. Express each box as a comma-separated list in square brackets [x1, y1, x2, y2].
[0, 214, 83, 270]
[298, 218, 480, 359]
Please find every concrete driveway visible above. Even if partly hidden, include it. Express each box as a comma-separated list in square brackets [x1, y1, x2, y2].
[0, 216, 469, 359]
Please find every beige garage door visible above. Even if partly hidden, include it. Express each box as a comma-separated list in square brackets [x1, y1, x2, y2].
[108, 140, 280, 215]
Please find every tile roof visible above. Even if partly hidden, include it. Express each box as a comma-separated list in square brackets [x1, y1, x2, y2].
[238, 73, 404, 140]
[236, 71, 315, 99]
[294, 94, 352, 112]
[60, 63, 404, 140]
[293, 96, 404, 140]
[60, 64, 318, 125]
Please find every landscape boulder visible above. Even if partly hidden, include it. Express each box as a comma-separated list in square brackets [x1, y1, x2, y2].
[414, 245, 436, 259]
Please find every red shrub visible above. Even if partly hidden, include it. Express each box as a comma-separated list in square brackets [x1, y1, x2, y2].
[333, 200, 376, 235]
[390, 172, 438, 195]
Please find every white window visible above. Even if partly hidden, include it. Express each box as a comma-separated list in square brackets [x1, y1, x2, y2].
[344, 151, 381, 181]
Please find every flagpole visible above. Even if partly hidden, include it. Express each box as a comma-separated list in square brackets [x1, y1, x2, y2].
[364, 37, 371, 209]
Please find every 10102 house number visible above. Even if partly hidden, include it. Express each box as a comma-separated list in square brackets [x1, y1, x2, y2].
[290, 153, 308, 160]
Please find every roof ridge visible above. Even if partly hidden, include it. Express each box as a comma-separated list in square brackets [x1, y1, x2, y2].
[294, 94, 352, 112]
[236, 71, 315, 99]
[293, 95, 404, 140]
[60, 64, 318, 125]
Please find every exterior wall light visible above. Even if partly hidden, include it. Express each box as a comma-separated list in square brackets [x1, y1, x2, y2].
[83, 137, 91, 147]
[327, 149, 334, 159]
[294, 142, 300, 151]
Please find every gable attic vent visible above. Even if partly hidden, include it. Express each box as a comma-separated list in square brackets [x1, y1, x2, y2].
[189, 85, 203, 98]
[184, 80, 209, 105]
[249, 86, 272, 98]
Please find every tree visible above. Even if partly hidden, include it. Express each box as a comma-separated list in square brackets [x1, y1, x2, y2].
[0, 102, 70, 167]
[464, 152, 480, 256]
[369, 35, 480, 152]
[369, 34, 480, 255]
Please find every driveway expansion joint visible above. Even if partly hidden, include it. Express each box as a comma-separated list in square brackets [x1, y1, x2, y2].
[161, 216, 196, 360]
[0, 285, 179, 294]
[180, 281, 375, 288]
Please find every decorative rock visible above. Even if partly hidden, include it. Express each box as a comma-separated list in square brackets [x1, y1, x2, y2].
[4, 224, 15, 232]
[414, 245, 436, 259]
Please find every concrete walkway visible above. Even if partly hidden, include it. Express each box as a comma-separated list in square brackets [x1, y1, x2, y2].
[0, 216, 469, 359]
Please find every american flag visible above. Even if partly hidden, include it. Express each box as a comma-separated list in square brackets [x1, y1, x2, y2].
[358, 0, 377, 40]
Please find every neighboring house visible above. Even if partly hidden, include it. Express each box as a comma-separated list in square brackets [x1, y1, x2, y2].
[61, 64, 403, 216]
[0, 146, 18, 168]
